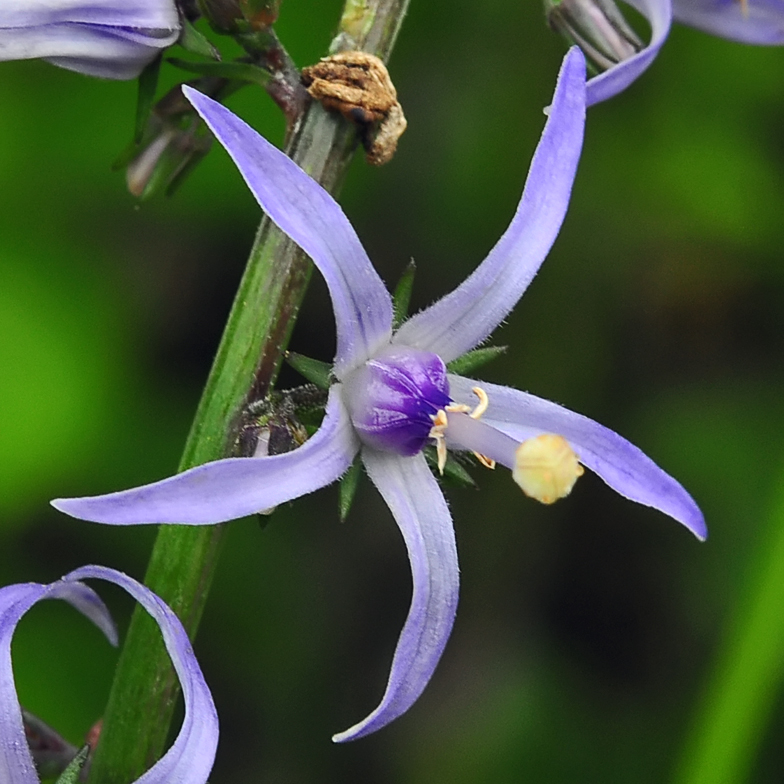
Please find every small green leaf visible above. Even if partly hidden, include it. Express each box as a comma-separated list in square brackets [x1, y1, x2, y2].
[392, 259, 416, 329]
[134, 55, 162, 143]
[55, 745, 90, 784]
[179, 19, 221, 60]
[424, 447, 477, 488]
[339, 457, 363, 521]
[446, 345, 507, 376]
[284, 352, 332, 389]
[168, 58, 271, 87]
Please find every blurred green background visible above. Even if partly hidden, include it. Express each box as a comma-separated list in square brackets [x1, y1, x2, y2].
[2, 1, 784, 781]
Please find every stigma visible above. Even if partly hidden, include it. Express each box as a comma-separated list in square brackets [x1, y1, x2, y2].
[513, 434, 584, 504]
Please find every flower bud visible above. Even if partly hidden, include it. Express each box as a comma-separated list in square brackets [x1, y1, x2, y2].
[124, 84, 213, 199]
[545, 0, 643, 71]
[343, 346, 451, 456]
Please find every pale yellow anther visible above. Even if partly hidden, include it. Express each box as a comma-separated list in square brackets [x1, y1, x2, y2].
[474, 452, 496, 470]
[513, 434, 583, 504]
[469, 387, 489, 419]
[430, 387, 495, 476]
[430, 409, 448, 431]
[429, 409, 449, 474]
[739, 0, 749, 16]
[435, 438, 448, 474]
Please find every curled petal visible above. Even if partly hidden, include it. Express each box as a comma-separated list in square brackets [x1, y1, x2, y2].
[0, 566, 217, 784]
[0, 1, 179, 80]
[184, 86, 394, 377]
[585, 0, 672, 106]
[673, 0, 784, 43]
[394, 48, 586, 362]
[449, 375, 707, 540]
[52, 388, 359, 525]
[0, 579, 115, 784]
[333, 451, 459, 742]
[66, 566, 218, 784]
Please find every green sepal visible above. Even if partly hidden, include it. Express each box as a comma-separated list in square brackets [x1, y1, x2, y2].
[178, 18, 221, 60]
[284, 351, 332, 390]
[446, 345, 507, 376]
[424, 447, 477, 488]
[134, 55, 162, 143]
[339, 456, 363, 521]
[168, 58, 271, 87]
[54, 745, 90, 784]
[158, 141, 212, 200]
[392, 259, 416, 329]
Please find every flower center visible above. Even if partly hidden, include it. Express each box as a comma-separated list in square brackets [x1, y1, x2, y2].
[342, 345, 451, 456]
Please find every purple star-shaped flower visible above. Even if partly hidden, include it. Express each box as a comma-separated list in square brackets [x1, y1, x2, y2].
[584, 0, 784, 105]
[53, 48, 705, 742]
[0, 1, 180, 80]
[0, 565, 218, 784]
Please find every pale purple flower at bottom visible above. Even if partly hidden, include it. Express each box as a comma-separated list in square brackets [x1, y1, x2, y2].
[0, 1, 180, 79]
[52, 48, 706, 742]
[0, 565, 218, 784]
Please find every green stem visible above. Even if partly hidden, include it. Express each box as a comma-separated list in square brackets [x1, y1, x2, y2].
[672, 465, 784, 784]
[87, 3, 409, 781]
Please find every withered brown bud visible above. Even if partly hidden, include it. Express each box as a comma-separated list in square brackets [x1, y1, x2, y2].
[301, 52, 407, 166]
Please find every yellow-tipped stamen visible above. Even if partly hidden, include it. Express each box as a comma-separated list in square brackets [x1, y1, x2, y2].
[430, 386, 495, 475]
[513, 434, 584, 504]
[474, 453, 496, 469]
[429, 409, 449, 474]
[469, 387, 489, 419]
[435, 438, 448, 473]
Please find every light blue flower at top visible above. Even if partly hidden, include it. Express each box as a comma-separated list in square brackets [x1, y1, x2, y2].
[0, 565, 217, 784]
[0, 0, 180, 79]
[584, 0, 784, 105]
[52, 48, 705, 742]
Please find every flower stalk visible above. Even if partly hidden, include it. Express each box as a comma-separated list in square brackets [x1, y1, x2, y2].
[86, 2, 410, 781]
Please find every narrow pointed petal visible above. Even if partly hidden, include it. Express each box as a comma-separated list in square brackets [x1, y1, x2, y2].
[449, 375, 706, 540]
[183, 87, 394, 377]
[673, 0, 784, 43]
[52, 389, 359, 525]
[585, 0, 672, 106]
[0, 1, 179, 80]
[65, 566, 218, 784]
[0, 579, 115, 784]
[333, 451, 459, 742]
[393, 48, 586, 362]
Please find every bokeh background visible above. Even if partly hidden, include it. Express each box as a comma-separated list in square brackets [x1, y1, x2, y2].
[2, 1, 784, 781]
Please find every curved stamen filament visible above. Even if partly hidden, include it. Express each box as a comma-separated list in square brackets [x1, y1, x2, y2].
[468, 387, 489, 419]
[431, 387, 496, 473]
[429, 410, 449, 473]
